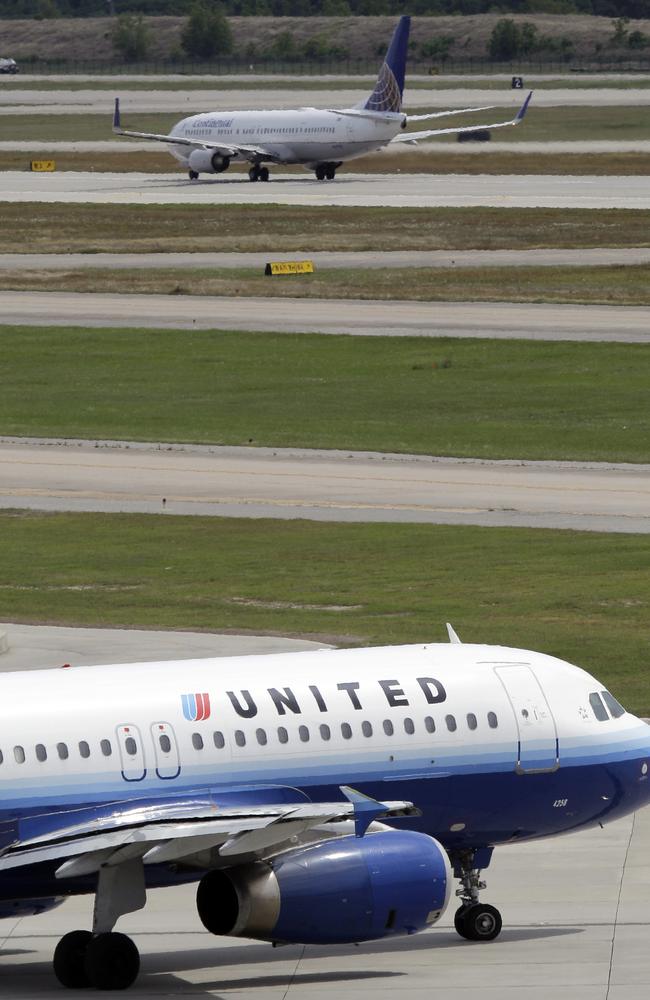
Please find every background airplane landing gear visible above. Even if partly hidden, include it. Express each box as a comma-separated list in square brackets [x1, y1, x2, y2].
[249, 164, 269, 182]
[188, 170, 199, 180]
[454, 903, 502, 941]
[259, 166, 269, 182]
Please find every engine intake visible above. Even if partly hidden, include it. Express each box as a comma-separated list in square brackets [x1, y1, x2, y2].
[187, 149, 231, 175]
[197, 830, 450, 945]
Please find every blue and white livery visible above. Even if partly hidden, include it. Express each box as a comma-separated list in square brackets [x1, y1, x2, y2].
[0, 632, 648, 989]
[112, 17, 533, 182]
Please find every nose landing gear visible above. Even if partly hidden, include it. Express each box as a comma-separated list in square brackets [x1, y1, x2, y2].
[451, 849, 502, 942]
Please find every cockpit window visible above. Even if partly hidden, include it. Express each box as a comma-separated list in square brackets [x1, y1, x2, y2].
[602, 690, 626, 719]
[589, 692, 609, 722]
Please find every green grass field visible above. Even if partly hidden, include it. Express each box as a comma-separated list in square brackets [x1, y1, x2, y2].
[4, 105, 649, 142]
[4, 76, 650, 90]
[7, 204, 650, 254]
[2, 326, 650, 462]
[2, 264, 649, 305]
[3, 511, 650, 712]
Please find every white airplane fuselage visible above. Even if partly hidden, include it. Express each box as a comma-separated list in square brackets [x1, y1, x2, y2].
[168, 108, 404, 169]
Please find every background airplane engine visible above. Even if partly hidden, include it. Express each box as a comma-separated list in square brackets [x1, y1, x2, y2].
[0, 897, 64, 918]
[196, 830, 451, 944]
[187, 150, 231, 174]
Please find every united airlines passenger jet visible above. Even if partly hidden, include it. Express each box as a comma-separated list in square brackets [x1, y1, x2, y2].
[112, 16, 532, 181]
[0, 631, 648, 990]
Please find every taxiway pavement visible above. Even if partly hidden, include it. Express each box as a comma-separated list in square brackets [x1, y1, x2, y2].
[3, 248, 650, 271]
[0, 622, 648, 998]
[1, 291, 648, 342]
[2, 440, 649, 533]
[2, 170, 648, 209]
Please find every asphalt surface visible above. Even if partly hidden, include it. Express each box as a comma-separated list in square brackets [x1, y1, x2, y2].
[3, 248, 650, 271]
[2, 440, 649, 533]
[2, 171, 649, 209]
[1, 291, 648, 341]
[0, 622, 649, 998]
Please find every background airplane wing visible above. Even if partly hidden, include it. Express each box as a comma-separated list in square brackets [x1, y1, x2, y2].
[393, 91, 533, 143]
[0, 789, 418, 876]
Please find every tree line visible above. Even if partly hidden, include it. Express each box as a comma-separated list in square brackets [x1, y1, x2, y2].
[2, 0, 649, 21]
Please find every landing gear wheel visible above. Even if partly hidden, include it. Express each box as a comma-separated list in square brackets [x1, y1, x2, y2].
[259, 166, 269, 182]
[454, 903, 502, 942]
[84, 932, 140, 990]
[188, 170, 199, 180]
[248, 166, 260, 182]
[325, 164, 336, 180]
[315, 165, 326, 181]
[53, 930, 92, 989]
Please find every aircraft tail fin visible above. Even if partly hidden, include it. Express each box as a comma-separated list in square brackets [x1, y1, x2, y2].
[362, 15, 410, 113]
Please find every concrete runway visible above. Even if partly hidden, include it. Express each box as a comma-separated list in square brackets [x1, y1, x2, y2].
[2, 170, 648, 209]
[0, 622, 649, 998]
[3, 440, 649, 533]
[3, 247, 650, 271]
[2, 290, 648, 342]
[1, 87, 648, 114]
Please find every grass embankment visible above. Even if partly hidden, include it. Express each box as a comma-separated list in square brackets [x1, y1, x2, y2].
[3, 264, 649, 305]
[4, 77, 650, 90]
[8, 204, 650, 253]
[5, 150, 650, 176]
[3, 511, 650, 713]
[2, 327, 650, 462]
[4, 106, 649, 143]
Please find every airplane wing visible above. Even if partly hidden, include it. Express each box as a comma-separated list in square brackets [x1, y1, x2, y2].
[111, 98, 275, 162]
[392, 90, 533, 143]
[0, 788, 419, 877]
[405, 105, 495, 122]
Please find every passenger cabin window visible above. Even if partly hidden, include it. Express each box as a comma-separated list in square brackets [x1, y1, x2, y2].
[234, 730, 246, 747]
[125, 737, 137, 756]
[362, 721, 373, 738]
[79, 741, 90, 759]
[277, 726, 288, 744]
[0, 749, 4, 765]
[446, 715, 457, 733]
[159, 734, 172, 753]
[424, 716, 435, 733]
[404, 717, 415, 735]
[487, 712, 498, 729]
[383, 719, 394, 736]
[192, 733, 204, 751]
[341, 723, 352, 740]
[319, 724, 331, 741]
[467, 713, 478, 731]
[299, 725, 310, 743]
[602, 691, 626, 718]
[14, 746, 25, 764]
[57, 742, 69, 760]
[256, 728, 267, 746]
[213, 731, 225, 749]
[100, 739, 112, 757]
[589, 692, 609, 722]
[35, 743, 47, 762]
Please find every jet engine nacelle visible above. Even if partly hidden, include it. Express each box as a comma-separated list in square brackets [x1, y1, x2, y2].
[196, 830, 451, 945]
[187, 149, 231, 174]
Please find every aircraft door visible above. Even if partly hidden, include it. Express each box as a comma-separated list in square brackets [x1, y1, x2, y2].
[150, 721, 181, 780]
[494, 665, 559, 774]
[115, 724, 147, 782]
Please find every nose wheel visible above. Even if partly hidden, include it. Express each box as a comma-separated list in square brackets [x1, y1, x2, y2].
[451, 848, 502, 943]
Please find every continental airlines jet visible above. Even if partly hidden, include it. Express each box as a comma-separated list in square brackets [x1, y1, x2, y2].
[112, 16, 532, 182]
[0, 633, 648, 990]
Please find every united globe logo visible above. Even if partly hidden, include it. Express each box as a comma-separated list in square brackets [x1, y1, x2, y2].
[181, 692, 211, 722]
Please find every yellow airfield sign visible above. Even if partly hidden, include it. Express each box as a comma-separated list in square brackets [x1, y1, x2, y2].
[30, 160, 56, 172]
[265, 260, 314, 276]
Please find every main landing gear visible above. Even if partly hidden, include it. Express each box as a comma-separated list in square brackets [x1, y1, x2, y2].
[248, 164, 269, 182]
[188, 169, 199, 180]
[315, 162, 337, 181]
[452, 849, 502, 942]
[52, 858, 146, 990]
